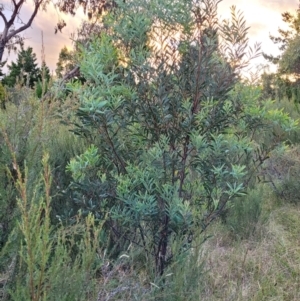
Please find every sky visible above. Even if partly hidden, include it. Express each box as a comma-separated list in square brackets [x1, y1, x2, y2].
[1, 0, 299, 75]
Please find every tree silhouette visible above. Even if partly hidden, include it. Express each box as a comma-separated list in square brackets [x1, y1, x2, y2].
[2, 46, 43, 88]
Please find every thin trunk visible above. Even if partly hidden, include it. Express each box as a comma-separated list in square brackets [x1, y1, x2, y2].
[156, 215, 169, 276]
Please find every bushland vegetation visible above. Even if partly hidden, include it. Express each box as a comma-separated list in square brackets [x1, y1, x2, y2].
[1, 0, 300, 300]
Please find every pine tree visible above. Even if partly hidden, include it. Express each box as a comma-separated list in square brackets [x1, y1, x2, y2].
[2, 46, 41, 88]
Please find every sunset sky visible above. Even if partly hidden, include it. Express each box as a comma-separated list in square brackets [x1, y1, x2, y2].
[1, 0, 299, 74]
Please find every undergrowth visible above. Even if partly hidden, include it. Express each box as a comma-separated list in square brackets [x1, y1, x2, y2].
[0, 94, 299, 301]
[1, 0, 300, 297]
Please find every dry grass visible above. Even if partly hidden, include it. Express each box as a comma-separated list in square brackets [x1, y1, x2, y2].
[200, 205, 300, 301]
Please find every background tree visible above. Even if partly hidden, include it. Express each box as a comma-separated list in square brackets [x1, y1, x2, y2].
[263, 1, 300, 65]
[55, 46, 75, 79]
[0, 63, 4, 78]
[2, 46, 47, 88]
[56, 19, 111, 82]
[0, 0, 119, 66]
[262, 2, 300, 101]
[278, 35, 300, 77]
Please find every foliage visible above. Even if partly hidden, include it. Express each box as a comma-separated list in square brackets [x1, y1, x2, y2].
[260, 72, 296, 101]
[0, 86, 86, 251]
[0, 90, 102, 299]
[0, 0, 299, 299]
[149, 232, 206, 301]
[0, 92, 45, 249]
[277, 176, 300, 204]
[197, 202, 300, 301]
[0, 62, 4, 78]
[0, 150, 102, 301]
[63, 0, 296, 275]
[55, 0, 117, 20]
[279, 35, 300, 75]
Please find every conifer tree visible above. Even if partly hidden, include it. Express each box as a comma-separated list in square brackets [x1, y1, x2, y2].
[2, 46, 44, 88]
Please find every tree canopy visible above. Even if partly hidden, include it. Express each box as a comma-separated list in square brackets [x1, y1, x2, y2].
[55, 0, 117, 19]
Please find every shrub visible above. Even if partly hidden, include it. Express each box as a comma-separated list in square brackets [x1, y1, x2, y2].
[264, 146, 300, 204]
[65, 0, 297, 275]
[278, 176, 300, 204]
